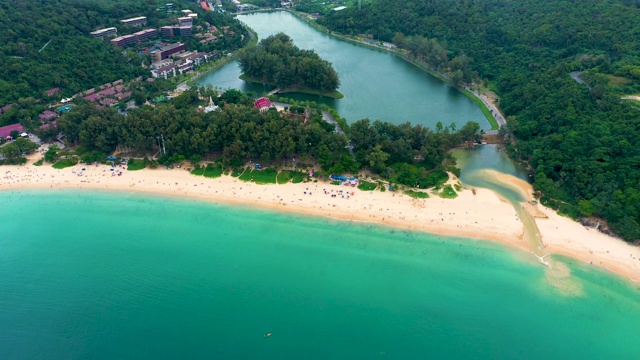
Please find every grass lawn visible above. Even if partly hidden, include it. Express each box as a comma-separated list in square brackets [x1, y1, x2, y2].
[127, 158, 146, 171]
[438, 185, 458, 199]
[238, 167, 253, 181]
[52, 158, 78, 169]
[190, 167, 206, 176]
[250, 168, 278, 184]
[458, 87, 499, 130]
[232, 167, 246, 178]
[277, 170, 308, 184]
[203, 164, 223, 178]
[357, 180, 377, 191]
[404, 190, 429, 199]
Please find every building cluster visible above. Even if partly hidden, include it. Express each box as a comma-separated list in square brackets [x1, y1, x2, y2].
[231, 0, 255, 12]
[161, 10, 197, 38]
[74, 79, 133, 107]
[150, 43, 213, 79]
[89, 16, 148, 40]
[194, 22, 233, 45]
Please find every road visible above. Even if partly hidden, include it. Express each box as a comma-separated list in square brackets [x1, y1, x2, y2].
[464, 87, 506, 129]
[321, 111, 344, 134]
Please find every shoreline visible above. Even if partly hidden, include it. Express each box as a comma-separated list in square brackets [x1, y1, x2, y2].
[238, 74, 344, 99]
[2, 157, 639, 283]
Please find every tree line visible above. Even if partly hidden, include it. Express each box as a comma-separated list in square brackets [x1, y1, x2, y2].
[54, 88, 480, 188]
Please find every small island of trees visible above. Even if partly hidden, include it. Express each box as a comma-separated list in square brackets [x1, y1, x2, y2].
[238, 33, 343, 98]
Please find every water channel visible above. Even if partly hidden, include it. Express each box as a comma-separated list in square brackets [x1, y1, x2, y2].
[198, 11, 488, 129]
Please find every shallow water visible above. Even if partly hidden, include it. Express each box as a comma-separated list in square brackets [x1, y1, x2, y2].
[0, 190, 638, 359]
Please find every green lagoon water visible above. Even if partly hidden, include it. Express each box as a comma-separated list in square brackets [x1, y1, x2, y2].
[198, 11, 487, 128]
[1, 190, 639, 359]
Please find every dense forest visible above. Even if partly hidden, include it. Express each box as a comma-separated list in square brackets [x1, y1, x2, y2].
[0, 0, 247, 108]
[315, 0, 640, 242]
[54, 88, 480, 188]
[238, 33, 341, 92]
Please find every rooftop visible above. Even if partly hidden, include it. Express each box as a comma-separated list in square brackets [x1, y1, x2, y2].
[45, 87, 61, 96]
[0, 123, 25, 138]
[38, 110, 59, 120]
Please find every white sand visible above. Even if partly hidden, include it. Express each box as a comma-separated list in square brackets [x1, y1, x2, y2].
[2, 155, 639, 282]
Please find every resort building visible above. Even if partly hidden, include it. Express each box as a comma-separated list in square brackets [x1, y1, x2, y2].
[151, 43, 187, 62]
[177, 17, 193, 26]
[90, 27, 118, 39]
[110, 34, 136, 47]
[38, 110, 59, 121]
[161, 26, 176, 38]
[45, 88, 61, 97]
[134, 28, 158, 42]
[178, 26, 192, 37]
[1, 103, 17, 114]
[151, 64, 177, 79]
[120, 16, 148, 27]
[0, 123, 25, 140]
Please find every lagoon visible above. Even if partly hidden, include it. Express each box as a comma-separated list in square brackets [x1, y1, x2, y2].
[198, 11, 488, 129]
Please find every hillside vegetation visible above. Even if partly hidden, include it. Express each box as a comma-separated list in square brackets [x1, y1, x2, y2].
[316, 0, 640, 241]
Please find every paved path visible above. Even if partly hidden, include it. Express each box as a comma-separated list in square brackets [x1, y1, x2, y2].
[464, 87, 506, 128]
[322, 111, 344, 134]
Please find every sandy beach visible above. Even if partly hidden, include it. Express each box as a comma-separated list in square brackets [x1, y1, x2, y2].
[1, 155, 639, 283]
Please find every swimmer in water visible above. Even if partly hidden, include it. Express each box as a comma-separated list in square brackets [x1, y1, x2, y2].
[264, 333, 272, 338]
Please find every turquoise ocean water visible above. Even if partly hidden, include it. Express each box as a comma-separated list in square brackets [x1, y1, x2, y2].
[1, 190, 639, 359]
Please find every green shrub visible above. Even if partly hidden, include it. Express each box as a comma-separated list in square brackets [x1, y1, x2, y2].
[52, 158, 78, 169]
[203, 164, 223, 178]
[358, 180, 377, 191]
[127, 158, 147, 171]
[404, 190, 429, 199]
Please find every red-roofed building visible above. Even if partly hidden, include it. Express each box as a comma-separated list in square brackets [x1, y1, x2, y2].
[100, 98, 118, 107]
[0, 123, 25, 139]
[39, 121, 58, 130]
[84, 93, 102, 102]
[253, 97, 272, 112]
[117, 92, 132, 101]
[1, 103, 17, 114]
[45, 87, 61, 97]
[38, 110, 59, 121]
[99, 88, 117, 96]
